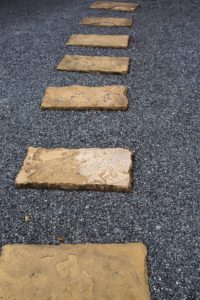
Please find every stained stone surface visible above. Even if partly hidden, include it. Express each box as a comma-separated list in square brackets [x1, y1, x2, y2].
[41, 85, 128, 110]
[57, 55, 130, 74]
[80, 17, 133, 27]
[90, 1, 139, 12]
[15, 147, 133, 191]
[0, 243, 151, 300]
[66, 34, 129, 48]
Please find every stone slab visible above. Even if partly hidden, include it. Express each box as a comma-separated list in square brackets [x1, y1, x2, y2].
[57, 55, 130, 74]
[80, 17, 133, 27]
[0, 243, 151, 300]
[15, 147, 133, 191]
[41, 85, 128, 110]
[90, 1, 139, 12]
[66, 34, 129, 48]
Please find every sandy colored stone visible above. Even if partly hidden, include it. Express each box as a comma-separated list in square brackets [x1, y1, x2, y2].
[0, 243, 151, 300]
[66, 34, 129, 48]
[57, 55, 129, 74]
[15, 147, 133, 191]
[80, 17, 133, 27]
[90, 1, 139, 12]
[41, 85, 128, 110]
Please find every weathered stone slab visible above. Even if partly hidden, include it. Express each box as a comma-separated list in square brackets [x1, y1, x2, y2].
[41, 85, 128, 111]
[15, 147, 133, 191]
[66, 34, 129, 48]
[57, 55, 129, 74]
[90, 1, 139, 12]
[80, 17, 133, 27]
[0, 243, 151, 300]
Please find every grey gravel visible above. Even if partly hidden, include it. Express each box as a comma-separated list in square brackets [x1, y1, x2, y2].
[0, 0, 200, 299]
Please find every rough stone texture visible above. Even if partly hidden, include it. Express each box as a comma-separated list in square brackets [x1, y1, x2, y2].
[90, 1, 139, 12]
[57, 55, 130, 74]
[66, 34, 129, 48]
[0, 243, 151, 300]
[15, 147, 133, 191]
[41, 85, 128, 110]
[80, 17, 133, 27]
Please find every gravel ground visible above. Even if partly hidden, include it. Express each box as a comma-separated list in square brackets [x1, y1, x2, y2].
[0, 0, 200, 298]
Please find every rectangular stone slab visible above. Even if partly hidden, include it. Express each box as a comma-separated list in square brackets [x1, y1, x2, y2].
[66, 34, 129, 48]
[15, 147, 133, 191]
[41, 85, 128, 110]
[90, 1, 139, 12]
[0, 243, 151, 300]
[80, 17, 133, 27]
[57, 55, 130, 74]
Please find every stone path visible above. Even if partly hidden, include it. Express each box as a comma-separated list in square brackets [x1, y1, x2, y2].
[66, 34, 129, 48]
[16, 147, 133, 192]
[56, 55, 130, 74]
[1, 1, 152, 299]
[0, 243, 151, 300]
[80, 16, 133, 27]
[41, 85, 128, 110]
[1, 0, 199, 297]
[90, 1, 139, 12]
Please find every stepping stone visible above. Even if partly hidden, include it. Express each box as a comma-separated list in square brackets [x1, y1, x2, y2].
[41, 85, 128, 111]
[0, 243, 151, 300]
[66, 34, 129, 48]
[80, 17, 133, 27]
[57, 55, 130, 74]
[15, 147, 133, 191]
[90, 1, 139, 12]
